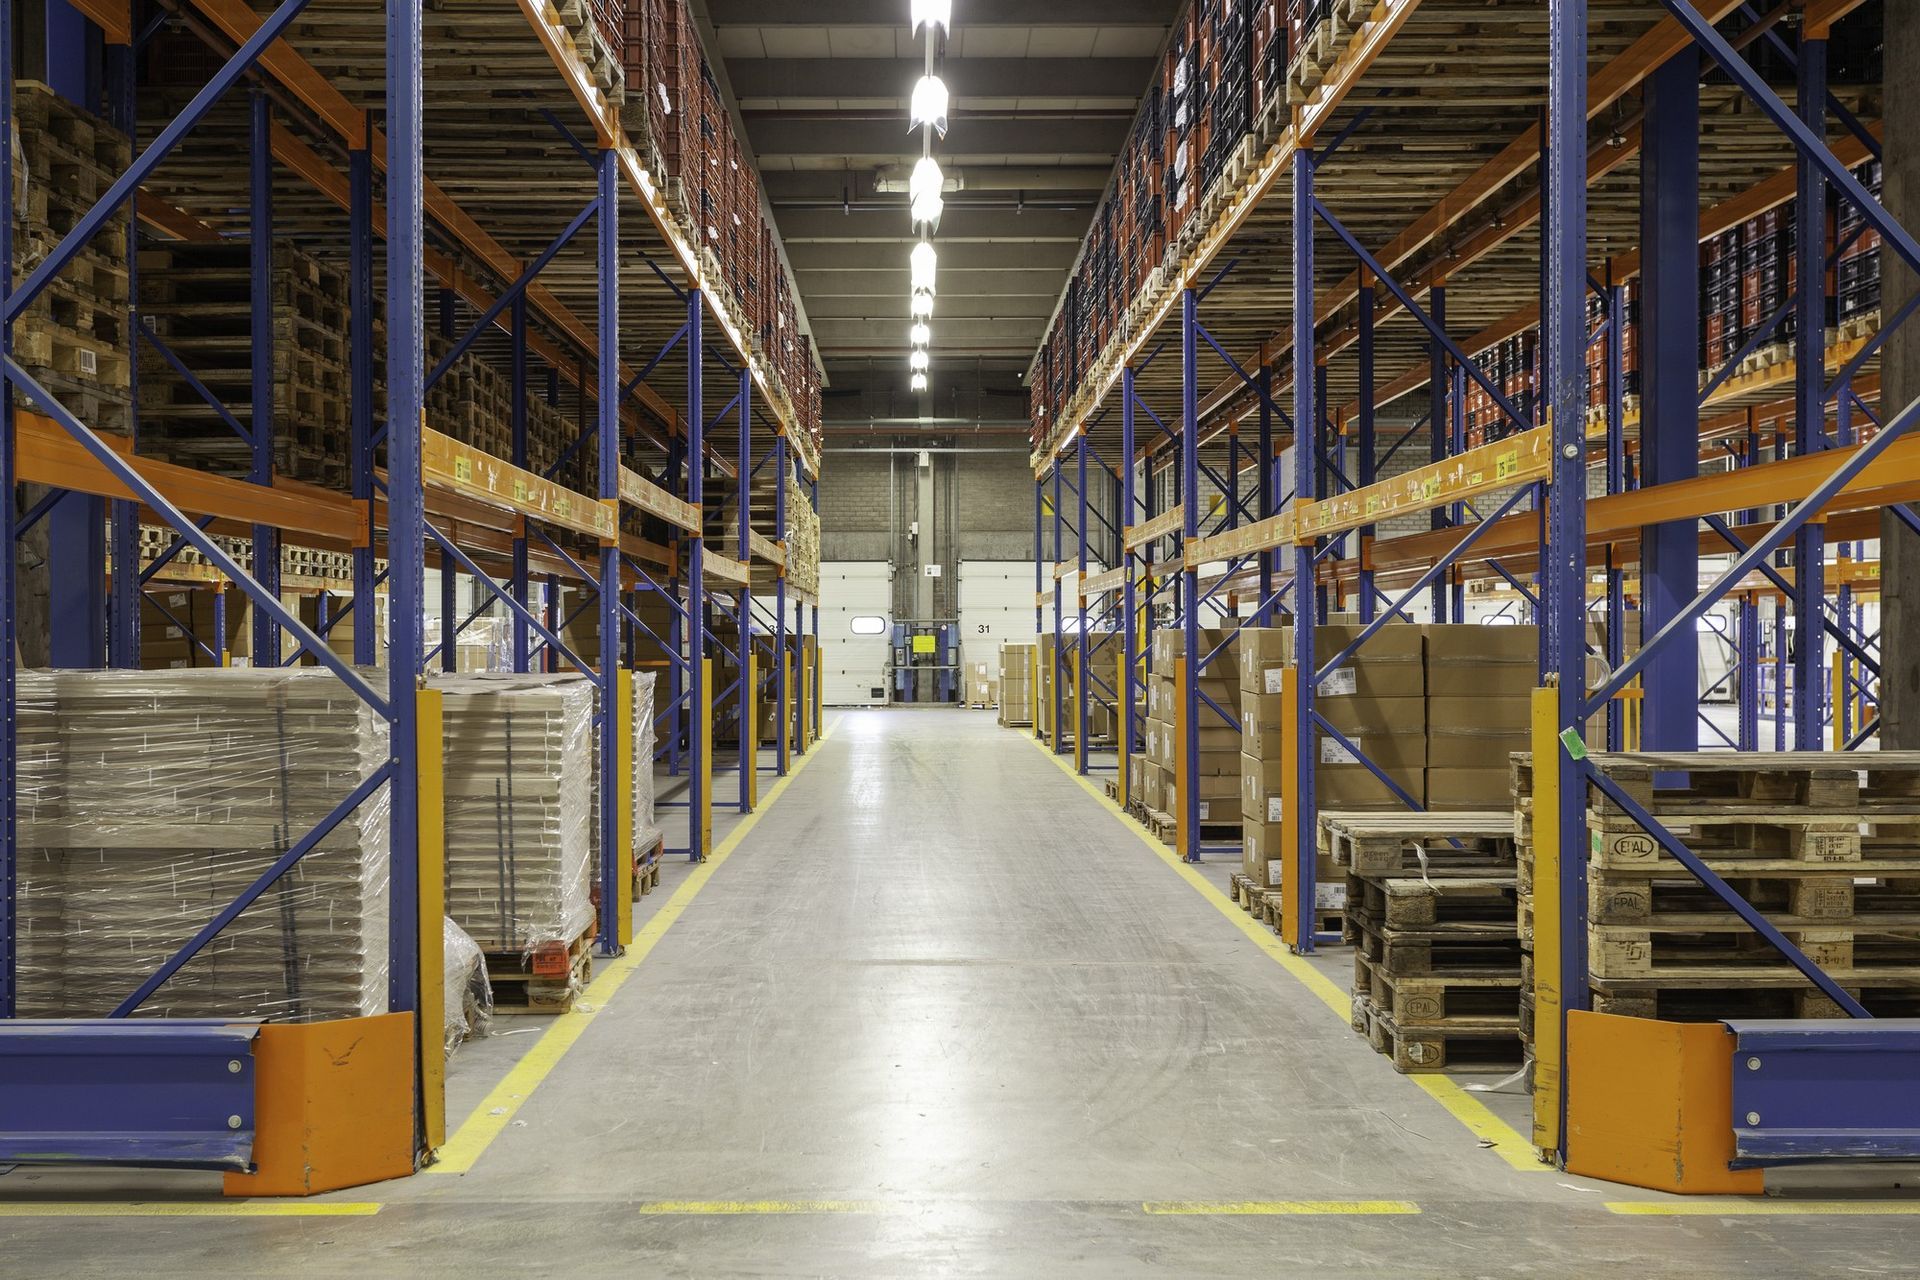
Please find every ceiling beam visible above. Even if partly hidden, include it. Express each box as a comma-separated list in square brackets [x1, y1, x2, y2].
[775, 206, 1089, 242]
[726, 56, 1156, 100]
[745, 116, 1130, 160]
[707, 0, 1174, 24]
[785, 240, 1081, 271]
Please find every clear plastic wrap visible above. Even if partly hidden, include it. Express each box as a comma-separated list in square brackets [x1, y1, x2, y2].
[632, 671, 660, 852]
[431, 672, 595, 954]
[441, 916, 492, 1057]
[16, 667, 391, 1022]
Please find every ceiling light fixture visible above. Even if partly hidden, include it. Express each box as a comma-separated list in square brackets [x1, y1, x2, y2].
[911, 0, 950, 34]
[910, 240, 938, 292]
[910, 74, 949, 136]
[905, 1, 950, 390]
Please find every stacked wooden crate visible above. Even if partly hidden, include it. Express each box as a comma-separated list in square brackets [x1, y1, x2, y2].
[434, 674, 596, 1011]
[1327, 812, 1525, 1073]
[138, 242, 350, 487]
[15, 669, 391, 1021]
[13, 82, 133, 435]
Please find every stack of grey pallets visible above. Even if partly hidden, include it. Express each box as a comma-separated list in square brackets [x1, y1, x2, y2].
[434, 674, 595, 954]
[16, 668, 391, 1021]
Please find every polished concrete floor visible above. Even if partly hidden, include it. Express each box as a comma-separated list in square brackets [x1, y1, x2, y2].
[4, 708, 1916, 1277]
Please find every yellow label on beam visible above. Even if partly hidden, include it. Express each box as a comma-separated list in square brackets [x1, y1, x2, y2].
[423, 428, 615, 540]
[1124, 505, 1184, 550]
[1184, 510, 1297, 568]
[618, 465, 701, 532]
[1294, 425, 1551, 541]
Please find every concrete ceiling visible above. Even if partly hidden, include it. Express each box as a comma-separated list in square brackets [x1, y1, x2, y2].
[699, 0, 1181, 424]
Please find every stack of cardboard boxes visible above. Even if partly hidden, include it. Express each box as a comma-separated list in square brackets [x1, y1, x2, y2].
[1140, 627, 1241, 827]
[1234, 622, 1538, 896]
[1424, 625, 1537, 808]
[967, 661, 999, 709]
[997, 641, 1034, 726]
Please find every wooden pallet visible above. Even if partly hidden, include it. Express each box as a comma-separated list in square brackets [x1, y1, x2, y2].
[1354, 953, 1523, 1028]
[1351, 993, 1522, 1074]
[1141, 805, 1238, 848]
[634, 829, 665, 898]
[1345, 875, 1519, 932]
[484, 925, 595, 1015]
[1348, 914, 1524, 980]
[1230, 873, 1346, 936]
[1319, 810, 1517, 877]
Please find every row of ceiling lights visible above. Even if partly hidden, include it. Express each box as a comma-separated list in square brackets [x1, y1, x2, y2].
[906, 0, 951, 392]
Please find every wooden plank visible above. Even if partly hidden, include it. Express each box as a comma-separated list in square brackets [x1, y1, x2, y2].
[1124, 505, 1184, 550]
[1295, 427, 1551, 542]
[1184, 510, 1297, 568]
[747, 531, 786, 567]
[422, 427, 614, 540]
[1081, 566, 1126, 595]
[1051, 559, 1077, 580]
[704, 553, 750, 587]
[619, 466, 701, 532]
[16, 411, 367, 544]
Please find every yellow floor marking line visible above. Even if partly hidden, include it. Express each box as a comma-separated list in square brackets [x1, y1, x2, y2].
[1142, 1200, 1420, 1216]
[1024, 732, 1543, 1174]
[432, 724, 836, 1175]
[1608, 1200, 1920, 1216]
[0, 1202, 382, 1217]
[635, 1200, 887, 1215]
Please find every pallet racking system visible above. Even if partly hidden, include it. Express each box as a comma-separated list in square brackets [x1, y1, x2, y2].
[1030, 0, 1918, 1170]
[0, 0, 824, 1180]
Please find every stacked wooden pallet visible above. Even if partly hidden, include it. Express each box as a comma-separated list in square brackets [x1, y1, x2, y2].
[138, 242, 350, 486]
[14, 669, 390, 1021]
[784, 472, 820, 597]
[1517, 752, 1920, 1043]
[1325, 811, 1525, 1073]
[13, 82, 133, 436]
[423, 333, 579, 486]
[435, 674, 596, 999]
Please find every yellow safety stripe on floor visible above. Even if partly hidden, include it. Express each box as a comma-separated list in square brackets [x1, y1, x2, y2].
[431, 724, 836, 1176]
[1024, 733, 1542, 1173]
[1141, 1200, 1420, 1215]
[1608, 1200, 1920, 1216]
[0, 1202, 382, 1217]
[635, 1200, 888, 1214]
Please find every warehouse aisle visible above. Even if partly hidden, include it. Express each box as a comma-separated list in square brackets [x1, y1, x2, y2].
[6, 709, 1914, 1277]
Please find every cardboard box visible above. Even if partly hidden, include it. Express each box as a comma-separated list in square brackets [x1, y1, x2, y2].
[1426, 767, 1517, 811]
[1239, 627, 1291, 694]
[1242, 751, 1285, 823]
[1242, 692, 1288, 759]
[1424, 624, 1538, 697]
[1241, 818, 1345, 905]
[1167, 775, 1238, 825]
[1152, 626, 1238, 672]
[1428, 694, 1531, 734]
[1315, 695, 1426, 740]
[1317, 764, 1425, 810]
[1313, 623, 1424, 699]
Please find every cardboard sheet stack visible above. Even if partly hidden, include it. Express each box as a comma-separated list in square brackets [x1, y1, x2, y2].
[15, 668, 390, 1021]
[434, 674, 595, 954]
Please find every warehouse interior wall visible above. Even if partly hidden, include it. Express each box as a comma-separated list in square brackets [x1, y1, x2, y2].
[819, 442, 1045, 620]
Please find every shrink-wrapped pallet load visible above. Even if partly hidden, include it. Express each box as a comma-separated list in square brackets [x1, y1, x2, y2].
[433, 673, 595, 955]
[15, 668, 390, 1022]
